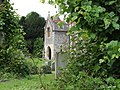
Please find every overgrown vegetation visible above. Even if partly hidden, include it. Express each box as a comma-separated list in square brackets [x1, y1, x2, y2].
[0, 3, 52, 90]
[1, 0, 120, 89]
[41, 0, 120, 89]
[26, 58, 52, 75]
[0, 0, 46, 79]
[33, 37, 44, 58]
[0, 0, 30, 77]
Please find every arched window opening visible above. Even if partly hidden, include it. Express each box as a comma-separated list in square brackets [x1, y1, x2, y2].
[47, 46, 51, 60]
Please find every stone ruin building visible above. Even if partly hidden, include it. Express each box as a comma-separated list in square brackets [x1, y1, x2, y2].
[44, 13, 70, 60]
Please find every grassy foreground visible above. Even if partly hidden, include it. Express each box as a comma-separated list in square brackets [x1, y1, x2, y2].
[0, 58, 56, 90]
[0, 74, 55, 90]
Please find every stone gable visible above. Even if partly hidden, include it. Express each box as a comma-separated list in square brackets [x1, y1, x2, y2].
[44, 15, 69, 60]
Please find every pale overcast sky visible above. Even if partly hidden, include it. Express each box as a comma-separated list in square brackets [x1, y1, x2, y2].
[10, 0, 58, 19]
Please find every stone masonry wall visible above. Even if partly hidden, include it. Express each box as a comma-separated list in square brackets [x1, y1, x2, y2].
[53, 31, 69, 53]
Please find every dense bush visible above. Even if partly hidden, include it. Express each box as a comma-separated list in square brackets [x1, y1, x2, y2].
[53, 71, 120, 90]
[29, 65, 38, 75]
[10, 62, 31, 77]
[41, 0, 120, 89]
[33, 37, 44, 58]
[29, 65, 52, 75]
[0, 72, 14, 81]
[40, 65, 52, 74]
[65, 0, 120, 78]
[0, 0, 30, 77]
[26, 59, 52, 75]
[44, 0, 120, 76]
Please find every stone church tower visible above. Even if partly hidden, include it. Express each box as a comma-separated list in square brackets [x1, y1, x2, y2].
[44, 13, 69, 60]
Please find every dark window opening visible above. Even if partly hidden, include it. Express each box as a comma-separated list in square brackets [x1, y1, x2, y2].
[47, 27, 50, 37]
[47, 46, 51, 60]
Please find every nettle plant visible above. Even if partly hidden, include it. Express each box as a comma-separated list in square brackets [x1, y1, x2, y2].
[0, 0, 29, 77]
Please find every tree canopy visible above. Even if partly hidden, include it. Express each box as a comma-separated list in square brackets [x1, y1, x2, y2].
[19, 11, 46, 40]
[19, 11, 45, 54]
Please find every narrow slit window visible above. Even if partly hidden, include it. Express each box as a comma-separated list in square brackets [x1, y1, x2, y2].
[47, 27, 50, 37]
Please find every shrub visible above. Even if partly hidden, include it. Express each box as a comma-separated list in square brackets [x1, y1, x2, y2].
[45, 61, 51, 66]
[0, 72, 14, 81]
[53, 71, 120, 90]
[9, 61, 31, 78]
[0, 0, 30, 78]
[40, 0, 120, 89]
[25, 60, 38, 75]
[40, 65, 52, 74]
[33, 37, 44, 58]
[29, 65, 38, 75]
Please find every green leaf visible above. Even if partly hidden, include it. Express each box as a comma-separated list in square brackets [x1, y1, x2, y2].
[107, 51, 113, 56]
[90, 33, 96, 39]
[105, 0, 117, 5]
[112, 22, 120, 30]
[58, 21, 64, 28]
[71, 16, 78, 21]
[81, 5, 91, 12]
[104, 18, 111, 29]
[115, 55, 119, 59]
[112, 54, 116, 59]
[112, 16, 119, 22]
[77, 18, 81, 24]
[118, 48, 120, 52]
[93, 65, 100, 72]
[105, 77, 115, 84]
[109, 12, 115, 18]
[106, 41, 118, 49]
[74, 6, 79, 11]
[81, 33, 88, 40]
[97, 6, 106, 12]
[99, 59, 105, 64]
